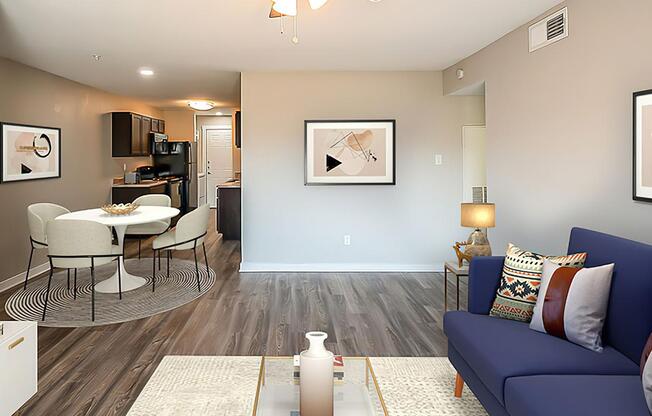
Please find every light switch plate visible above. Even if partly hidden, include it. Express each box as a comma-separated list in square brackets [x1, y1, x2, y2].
[435, 154, 443, 165]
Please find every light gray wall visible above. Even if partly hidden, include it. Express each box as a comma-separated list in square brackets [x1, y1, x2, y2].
[241, 71, 484, 271]
[442, 0, 652, 255]
[0, 57, 161, 286]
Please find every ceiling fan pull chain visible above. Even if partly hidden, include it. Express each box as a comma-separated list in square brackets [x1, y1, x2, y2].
[280, 15, 285, 34]
[292, 15, 299, 44]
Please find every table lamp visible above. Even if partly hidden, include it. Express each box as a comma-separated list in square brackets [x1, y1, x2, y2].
[454, 203, 496, 266]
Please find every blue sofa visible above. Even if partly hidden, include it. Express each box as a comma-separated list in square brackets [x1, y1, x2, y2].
[444, 228, 652, 416]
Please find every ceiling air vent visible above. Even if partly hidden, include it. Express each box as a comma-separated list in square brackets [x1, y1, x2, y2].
[529, 7, 568, 52]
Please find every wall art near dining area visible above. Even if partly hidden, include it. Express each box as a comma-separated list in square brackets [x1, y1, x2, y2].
[1, 122, 61, 183]
[634, 90, 652, 202]
[305, 120, 395, 185]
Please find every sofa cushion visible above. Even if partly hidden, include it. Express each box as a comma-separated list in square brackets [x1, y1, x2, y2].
[567, 228, 652, 363]
[504, 375, 649, 416]
[444, 311, 639, 405]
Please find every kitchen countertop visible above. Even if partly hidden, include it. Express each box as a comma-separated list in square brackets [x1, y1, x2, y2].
[217, 181, 241, 189]
[112, 180, 168, 188]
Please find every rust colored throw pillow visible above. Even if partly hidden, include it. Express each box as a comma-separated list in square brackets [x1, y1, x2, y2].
[489, 244, 587, 322]
[530, 259, 614, 352]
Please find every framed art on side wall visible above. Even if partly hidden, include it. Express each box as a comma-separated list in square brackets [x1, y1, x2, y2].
[1, 122, 61, 183]
[634, 90, 652, 202]
[305, 120, 396, 185]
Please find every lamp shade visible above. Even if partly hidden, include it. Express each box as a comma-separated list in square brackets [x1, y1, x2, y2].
[272, 0, 297, 16]
[461, 203, 495, 228]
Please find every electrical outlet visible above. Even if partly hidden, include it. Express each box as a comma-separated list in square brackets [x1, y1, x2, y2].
[435, 154, 443, 165]
[343, 235, 351, 246]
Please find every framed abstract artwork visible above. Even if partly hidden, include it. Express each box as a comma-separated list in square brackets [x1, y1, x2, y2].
[634, 90, 652, 202]
[1, 122, 61, 183]
[305, 120, 396, 185]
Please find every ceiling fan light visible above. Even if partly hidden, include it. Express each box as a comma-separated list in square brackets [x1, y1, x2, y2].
[308, 0, 328, 9]
[272, 0, 297, 16]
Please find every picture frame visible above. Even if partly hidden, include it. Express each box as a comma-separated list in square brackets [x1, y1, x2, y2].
[1, 122, 61, 183]
[633, 90, 652, 202]
[304, 120, 396, 186]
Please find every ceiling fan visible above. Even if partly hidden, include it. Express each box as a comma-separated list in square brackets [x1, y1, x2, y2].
[268, 0, 329, 44]
[269, 0, 328, 18]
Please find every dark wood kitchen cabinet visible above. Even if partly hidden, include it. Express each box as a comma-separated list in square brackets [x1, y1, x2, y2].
[112, 112, 166, 157]
[216, 186, 241, 240]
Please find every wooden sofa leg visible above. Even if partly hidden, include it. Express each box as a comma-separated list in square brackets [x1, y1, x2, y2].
[454, 373, 464, 398]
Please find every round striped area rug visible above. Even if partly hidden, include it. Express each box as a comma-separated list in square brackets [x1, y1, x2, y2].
[5, 258, 215, 328]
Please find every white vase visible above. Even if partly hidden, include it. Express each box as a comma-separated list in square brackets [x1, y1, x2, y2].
[300, 331, 334, 416]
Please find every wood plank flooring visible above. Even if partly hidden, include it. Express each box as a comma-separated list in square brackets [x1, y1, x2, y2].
[1, 211, 468, 415]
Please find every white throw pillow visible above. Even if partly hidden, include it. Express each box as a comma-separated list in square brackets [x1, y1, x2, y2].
[644, 356, 652, 414]
[530, 259, 614, 352]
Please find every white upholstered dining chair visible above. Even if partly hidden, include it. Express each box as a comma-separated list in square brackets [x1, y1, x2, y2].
[151, 204, 210, 292]
[124, 194, 172, 259]
[25, 203, 71, 290]
[43, 219, 122, 322]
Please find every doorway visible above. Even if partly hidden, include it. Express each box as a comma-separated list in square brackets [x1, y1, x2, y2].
[462, 125, 487, 203]
[203, 125, 233, 208]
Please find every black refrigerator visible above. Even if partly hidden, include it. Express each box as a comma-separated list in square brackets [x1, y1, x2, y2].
[153, 141, 195, 214]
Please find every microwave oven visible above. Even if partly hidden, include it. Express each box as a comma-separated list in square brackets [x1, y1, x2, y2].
[150, 133, 169, 155]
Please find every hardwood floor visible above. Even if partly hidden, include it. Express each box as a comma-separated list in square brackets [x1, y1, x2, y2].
[2, 211, 468, 415]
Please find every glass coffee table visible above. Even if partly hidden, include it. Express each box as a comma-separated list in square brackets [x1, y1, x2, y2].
[253, 357, 388, 416]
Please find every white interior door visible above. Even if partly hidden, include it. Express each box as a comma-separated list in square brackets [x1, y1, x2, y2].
[462, 125, 487, 202]
[205, 127, 233, 208]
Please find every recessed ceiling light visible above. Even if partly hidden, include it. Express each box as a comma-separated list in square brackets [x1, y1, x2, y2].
[188, 101, 215, 111]
[91, 54, 102, 62]
[139, 68, 155, 76]
[215, 111, 224, 116]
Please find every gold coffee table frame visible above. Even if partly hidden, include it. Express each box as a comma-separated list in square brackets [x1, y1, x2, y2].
[252, 356, 389, 416]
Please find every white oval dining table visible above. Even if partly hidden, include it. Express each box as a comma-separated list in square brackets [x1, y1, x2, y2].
[56, 206, 180, 294]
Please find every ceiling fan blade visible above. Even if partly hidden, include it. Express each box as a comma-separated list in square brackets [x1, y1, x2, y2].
[269, 5, 283, 18]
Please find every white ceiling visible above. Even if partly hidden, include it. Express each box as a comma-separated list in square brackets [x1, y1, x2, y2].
[0, 0, 561, 108]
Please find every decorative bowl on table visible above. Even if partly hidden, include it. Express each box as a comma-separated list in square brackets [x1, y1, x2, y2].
[101, 203, 139, 215]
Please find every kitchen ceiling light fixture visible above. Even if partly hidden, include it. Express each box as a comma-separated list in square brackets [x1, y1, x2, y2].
[188, 101, 215, 111]
[269, 0, 328, 44]
[139, 68, 155, 76]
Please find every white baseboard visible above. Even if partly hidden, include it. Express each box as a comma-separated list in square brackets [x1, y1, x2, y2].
[239, 262, 444, 273]
[0, 262, 50, 294]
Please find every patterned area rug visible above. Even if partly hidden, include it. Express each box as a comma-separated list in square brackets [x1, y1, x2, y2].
[127, 356, 487, 416]
[5, 258, 215, 327]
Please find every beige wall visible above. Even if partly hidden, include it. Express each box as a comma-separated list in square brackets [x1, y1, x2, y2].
[442, 0, 652, 254]
[0, 58, 161, 285]
[241, 71, 484, 270]
[161, 109, 194, 141]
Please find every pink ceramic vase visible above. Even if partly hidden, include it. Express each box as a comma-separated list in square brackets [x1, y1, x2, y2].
[299, 331, 334, 416]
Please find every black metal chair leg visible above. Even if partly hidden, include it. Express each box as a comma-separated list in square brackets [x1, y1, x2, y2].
[67, 269, 71, 290]
[138, 240, 141, 260]
[41, 264, 54, 321]
[24, 246, 34, 291]
[158, 248, 161, 270]
[91, 259, 96, 322]
[193, 245, 201, 292]
[152, 250, 156, 292]
[74, 269, 78, 300]
[202, 242, 209, 277]
[117, 258, 123, 300]
[166, 250, 170, 279]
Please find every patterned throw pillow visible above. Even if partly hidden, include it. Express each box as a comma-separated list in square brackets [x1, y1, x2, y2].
[529, 260, 614, 352]
[489, 244, 586, 322]
[643, 333, 652, 413]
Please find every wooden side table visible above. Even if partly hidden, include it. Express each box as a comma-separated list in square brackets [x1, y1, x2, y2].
[444, 261, 469, 311]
